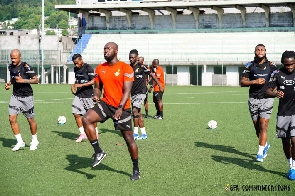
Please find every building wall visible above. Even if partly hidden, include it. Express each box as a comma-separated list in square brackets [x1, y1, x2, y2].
[88, 12, 293, 30]
[177, 66, 190, 85]
[0, 35, 60, 50]
[226, 66, 240, 86]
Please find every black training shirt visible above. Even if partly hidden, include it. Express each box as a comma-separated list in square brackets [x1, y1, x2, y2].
[131, 63, 147, 96]
[242, 61, 277, 99]
[74, 63, 95, 98]
[268, 67, 295, 116]
[9, 62, 36, 97]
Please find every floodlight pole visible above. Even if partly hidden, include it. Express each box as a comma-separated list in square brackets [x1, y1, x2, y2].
[41, 0, 45, 84]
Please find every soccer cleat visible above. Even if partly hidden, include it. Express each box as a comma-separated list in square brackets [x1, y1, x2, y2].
[287, 168, 295, 180]
[133, 133, 139, 140]
[30, 140, 39, 151]
[130, 170, 140, 181]
[92, 151, 106, 168]
[154, 115, 163, 120]
[12, 142, 25, 151]
[144, 115, 150, 118]
[256, 154, 263, 162]
[137, 134, 148, 140]
[76, 133, 87, 142]
[262, 143, 270, 159]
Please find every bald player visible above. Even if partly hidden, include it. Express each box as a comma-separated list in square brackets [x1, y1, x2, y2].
[5, 49, 39, 151]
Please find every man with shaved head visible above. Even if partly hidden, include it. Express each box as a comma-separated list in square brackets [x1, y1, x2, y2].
[5, 49, 39, 151]
[149, 59, 165, 119]
[82, 42, 140, 180]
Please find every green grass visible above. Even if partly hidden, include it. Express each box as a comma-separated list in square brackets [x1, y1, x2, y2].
[0, 85, 294, 195]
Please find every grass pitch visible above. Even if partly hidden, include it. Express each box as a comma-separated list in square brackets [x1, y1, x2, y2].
[0, 85, 294, 196]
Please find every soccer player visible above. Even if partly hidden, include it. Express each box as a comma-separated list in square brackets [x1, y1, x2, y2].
[129, 50, 148, 140]
[82, 42, 140, 180]
[240, 44, 277, 162]
[138, 56, 150, 118]
[5, 49, 39, 151]
[265, 50, 295, 180]
[149, 59, 165, 119]
[71, 54, 98, 142]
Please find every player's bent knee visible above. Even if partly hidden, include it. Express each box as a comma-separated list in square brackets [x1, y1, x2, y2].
[82, 115, 92, 125]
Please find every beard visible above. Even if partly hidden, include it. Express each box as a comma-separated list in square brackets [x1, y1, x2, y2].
[255, 55, 266, 61]
[104, 55, 113, 62]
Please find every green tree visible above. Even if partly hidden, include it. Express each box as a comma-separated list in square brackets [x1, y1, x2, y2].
[62, 29, 69, 36]
[58, 20, 68, 29]
[0, 0, 75, 29]
[46, 30, 56, 35]
[46, 12, 58, 28]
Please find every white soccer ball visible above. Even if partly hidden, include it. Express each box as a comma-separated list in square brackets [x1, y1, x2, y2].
[58, 116, 66, 125]
[208, 120, 217, 129]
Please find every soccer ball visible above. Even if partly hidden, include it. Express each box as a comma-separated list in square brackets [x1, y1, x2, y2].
[58, 116, 66, 125]
[208, 120, 217, 129]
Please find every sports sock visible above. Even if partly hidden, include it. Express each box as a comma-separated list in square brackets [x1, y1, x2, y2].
[140, 127, 146, 135]
[156, 110, 160, 116]
[90, 140, 103, 154]
[15, 134, 24, 143]
[32, 134, 38, 142]
[132, 158, 139, 171]
[95, 127, 98, 134]
[159, 111, 163, 117]
[292, 159, 295, 169]
[78, 127, 85, 134]
[288, 158, 292, 168]
[134, 127, 139, 135]
[155, 103, 159, 112]
[264, 142, 268, 147]
[145, 110, 148, 116]
[257, 145, 264, 155]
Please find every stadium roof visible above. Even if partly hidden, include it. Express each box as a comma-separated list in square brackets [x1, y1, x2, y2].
[55, 0, 295, 14]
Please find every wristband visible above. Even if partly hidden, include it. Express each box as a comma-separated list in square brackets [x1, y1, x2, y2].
[118, 104, 123, 109]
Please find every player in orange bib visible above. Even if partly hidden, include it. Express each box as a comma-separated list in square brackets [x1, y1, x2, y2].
[82, 42, 140, 180]
[149, 59, 165, 119]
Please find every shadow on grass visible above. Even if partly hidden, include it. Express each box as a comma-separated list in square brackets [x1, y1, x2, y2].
[0, 137, 17, 148]
[65, 154, 130, 179]
[52, 130, 77, 140]
[195, 142, 254, 159]
[195, 142, 286, 177]
[99, 128, 122, 137]
[53, 128, 121, 140]
[211, 155, 285, 177]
